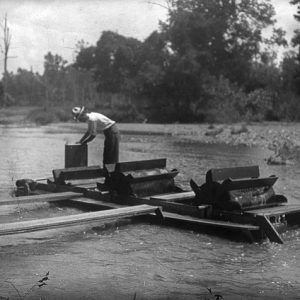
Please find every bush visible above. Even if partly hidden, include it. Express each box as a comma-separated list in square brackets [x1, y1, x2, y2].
[27, 108, 54, 125]
[26, 107, 71, 125]
[277, 92, 300, 121]
[199, 76, 246, 123]
[93, 93, 146, 122]
[54, 108, 71, 122]
[243, 89, 274, 121]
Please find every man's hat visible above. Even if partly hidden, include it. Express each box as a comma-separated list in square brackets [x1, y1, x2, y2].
[72, 106, 85, 120]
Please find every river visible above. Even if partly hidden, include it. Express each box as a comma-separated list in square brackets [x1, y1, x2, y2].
[0, 124, 299, 300]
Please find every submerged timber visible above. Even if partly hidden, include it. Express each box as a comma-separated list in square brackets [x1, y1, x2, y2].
[5, 144, 300, 244]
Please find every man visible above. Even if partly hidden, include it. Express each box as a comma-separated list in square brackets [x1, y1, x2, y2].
[72, 106, 120, 165]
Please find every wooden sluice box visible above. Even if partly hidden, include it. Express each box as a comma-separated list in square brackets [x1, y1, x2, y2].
[10, 155, 300, 244]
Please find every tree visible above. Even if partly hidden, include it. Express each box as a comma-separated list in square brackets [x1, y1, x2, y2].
[5, 68, 44, 105]
[281, 51, 299, 92]
[161, 0, 286, 84]
[42, 52, 68, 105]
[135, 31, 169, 96]
[0, 81, 3, 104]
[74, 40, 96, 71]
[150, 0, 288, 120]
[0, 14, 13, 106]
[290, 0, 300, 94]
[93, 31, 142, 95]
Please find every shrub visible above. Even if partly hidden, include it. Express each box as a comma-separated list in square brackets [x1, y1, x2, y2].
[277, 92, 300, 121]
[53, 108, 71, 122]
[199, 75, 245, 123]
[26, 108, 54, 125]
[26, 107, 71, 124]
[243, 89, 274, 122]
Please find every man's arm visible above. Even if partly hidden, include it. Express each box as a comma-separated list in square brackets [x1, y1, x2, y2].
[77, 131, 96, 144]
[81, 134, 96, 145]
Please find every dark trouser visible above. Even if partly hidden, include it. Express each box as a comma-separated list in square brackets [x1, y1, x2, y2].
[103, 124, 120, 165]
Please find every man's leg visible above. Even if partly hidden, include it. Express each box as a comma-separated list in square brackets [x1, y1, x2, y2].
[103, 125, 120, 164]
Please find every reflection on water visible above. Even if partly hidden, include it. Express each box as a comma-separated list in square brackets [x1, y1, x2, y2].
[0, 125, 300, 299]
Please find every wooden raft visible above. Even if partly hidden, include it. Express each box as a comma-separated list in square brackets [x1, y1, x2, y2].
[0, 204, 163, 236]
[69, 195, 259, 234]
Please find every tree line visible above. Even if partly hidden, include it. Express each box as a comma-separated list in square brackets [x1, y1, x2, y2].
[1, 0, 300, 123]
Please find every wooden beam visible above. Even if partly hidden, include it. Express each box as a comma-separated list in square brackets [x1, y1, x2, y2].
[256, 215, 284, 244]
[206, 165, 260, 182]
[223, 176, 278, 191]
[0, 204, 162, 235]
[150, 191, 195, 202]
[129, 170, 178, 183]
[114, 195, 203, 217]
[53, 165, 106, 183]
[0, 192, 82, 206]
[71, 197, 124, 209]
[162, 212, 260, 231]
[245, 204, 300, 216]
[106, 158, 167, 173]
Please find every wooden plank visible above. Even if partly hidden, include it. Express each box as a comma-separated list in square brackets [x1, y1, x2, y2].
[64, 178, 102, 186]
[115, 195, 201, 216]
[129, 170, 178, 183]
[0, 205, 161, 235]
[151, 191, 195, 202]
[162, 212, 260, 231]
[106, 158, 167, 173]
[53, 165, 106, 183]
[0, 192, 82, 206]
[71, 197, 124, 209]
[206, 166, 260, 183]
[256, 215, 284, 244]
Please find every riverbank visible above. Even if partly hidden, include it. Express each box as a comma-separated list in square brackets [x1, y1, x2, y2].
[1, 106, 300, 155]
[41, 121, 300, 160]
[119, 122, 300, 148]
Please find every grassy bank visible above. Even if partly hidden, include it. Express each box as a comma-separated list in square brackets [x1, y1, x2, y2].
[0, 106, 39, 124]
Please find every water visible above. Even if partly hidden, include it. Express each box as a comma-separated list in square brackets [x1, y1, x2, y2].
[0, 124, 300, 300]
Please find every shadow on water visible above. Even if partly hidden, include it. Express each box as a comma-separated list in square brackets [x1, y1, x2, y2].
[0, 126, 300, 299]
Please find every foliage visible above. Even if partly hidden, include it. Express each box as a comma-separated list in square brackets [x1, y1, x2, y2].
[277, 92, 300, 121]
[93, 31, 142, 95]
[141, 0, 289, 121]
[161, 0, 285, 83]
[74, 40, 96, 71]
[281, 51, 299, 93]
[290, 0, 300, 95]
[5, 69, 44, 105]
[0, 81, 4, 106]
[1, 0, 300, 123]
[94, 93, 146, 122]
[200, 75, 245, 123]
[243, 89, 274, 121]
[26, 107, 70, 125]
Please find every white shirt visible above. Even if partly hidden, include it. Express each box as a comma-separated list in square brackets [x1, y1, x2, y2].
[86, 112, 115, 135]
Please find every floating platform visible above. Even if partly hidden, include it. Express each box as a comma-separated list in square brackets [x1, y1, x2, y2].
[7, 158, 300, 244]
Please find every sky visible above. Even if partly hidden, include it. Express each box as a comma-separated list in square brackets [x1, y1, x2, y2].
[0, 0, 299, 75]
